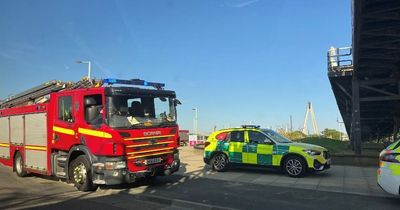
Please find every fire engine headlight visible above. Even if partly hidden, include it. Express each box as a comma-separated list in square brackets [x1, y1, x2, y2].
[105, 161, 126, 170]
[303, 149, 321, 156]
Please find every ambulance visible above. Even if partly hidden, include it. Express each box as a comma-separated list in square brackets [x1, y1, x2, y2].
[204, 125, 330, 177]
[378, 140, 400, 195]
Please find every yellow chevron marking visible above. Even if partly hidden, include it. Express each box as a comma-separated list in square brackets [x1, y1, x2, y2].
[53, 126, 75, 135]
[25, 145, 47, 151]
[127, 151, 173, 159]
[126, 141, 174, 148]
[127, 147, 174, 155]
[78, 128, 112, 139]
[0, 143, 9, 148]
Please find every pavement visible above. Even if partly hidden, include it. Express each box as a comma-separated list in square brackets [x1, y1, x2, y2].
[0, 146, 398, 210]
[176, 146, 387, 197]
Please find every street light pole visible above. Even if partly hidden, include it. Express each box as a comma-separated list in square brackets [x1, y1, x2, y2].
[192, 108, 198, 135]
[76, 60, 92, 80]
[337, 117, 344, 141]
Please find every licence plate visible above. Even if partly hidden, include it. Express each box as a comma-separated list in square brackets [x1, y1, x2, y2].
[145, 157, 162, 165]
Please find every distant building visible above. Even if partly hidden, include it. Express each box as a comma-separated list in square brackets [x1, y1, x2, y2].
[188, 133, 209, 147]
[179, 130, 189, 146]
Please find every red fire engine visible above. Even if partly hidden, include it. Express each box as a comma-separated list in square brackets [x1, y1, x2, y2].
[0, 78, 181, 191]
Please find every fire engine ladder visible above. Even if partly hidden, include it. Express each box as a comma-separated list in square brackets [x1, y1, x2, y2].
[0, 78, 97, 109]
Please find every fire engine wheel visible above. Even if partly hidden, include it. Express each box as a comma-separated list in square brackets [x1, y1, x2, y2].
[211, 153, 229, 172]
[284, 156, 307, 178]
[14, 152, 28, 177]
[69, 155, 97, 192]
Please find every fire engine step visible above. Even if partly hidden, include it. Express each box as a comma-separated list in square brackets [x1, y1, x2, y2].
[57, 156, 67, 167]
[56, 172, 66, 178]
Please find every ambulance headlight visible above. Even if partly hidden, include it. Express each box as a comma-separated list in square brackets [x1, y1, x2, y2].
[303, 149, 321, 156]
[379, 152, 400, 163]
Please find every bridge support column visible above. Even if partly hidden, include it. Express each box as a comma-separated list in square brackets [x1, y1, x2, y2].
[352, 76, 362, 155]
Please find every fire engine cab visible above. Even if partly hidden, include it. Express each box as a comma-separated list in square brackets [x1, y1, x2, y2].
[0, 78, 181, 191]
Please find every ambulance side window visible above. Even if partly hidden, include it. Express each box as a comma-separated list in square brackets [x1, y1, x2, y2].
[248, 131, 273, 144]
[229, 131, 244, 142]
[58, 96, 73, 122]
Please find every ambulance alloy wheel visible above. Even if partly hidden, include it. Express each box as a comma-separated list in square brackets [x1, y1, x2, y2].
[211, 153, 229, 172]
[14, 152, 28, 177]
[284, 156, 306, 178]
[69, 155, 98, 192]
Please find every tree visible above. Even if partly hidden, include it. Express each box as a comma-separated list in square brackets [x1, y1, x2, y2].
[277, 130, 306, 140]
[321, 128, 342, 140]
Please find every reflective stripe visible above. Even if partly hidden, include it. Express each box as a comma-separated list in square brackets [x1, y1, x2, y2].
[53, 126, 75, 135]
[127, 147, 174, 155]
[124, 135, 175, 141]
[25, 145, 47, 151]
[126, 141, 174, 148]
[0, 143, 9, 148]
[78, 128, 112, 139]
[127, 151, 173, 159]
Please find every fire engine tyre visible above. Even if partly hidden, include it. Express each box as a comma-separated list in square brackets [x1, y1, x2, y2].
[284, 155, 307, 178]
[69, 155, 97, 192]
[211, 153, 229, 172]
[14, 152, 28, 177]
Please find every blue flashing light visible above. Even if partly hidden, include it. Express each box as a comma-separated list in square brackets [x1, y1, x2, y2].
[104, 78, 117, 84]
[102, 78, 165, 89]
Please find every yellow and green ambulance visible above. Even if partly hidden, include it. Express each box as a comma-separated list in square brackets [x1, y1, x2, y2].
[378, 140, 400, 195]
[203, 125, 330, 177]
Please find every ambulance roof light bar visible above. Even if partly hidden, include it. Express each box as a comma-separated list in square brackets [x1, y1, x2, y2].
[103, 78, 165, 90]
[241, 125, 260, 129]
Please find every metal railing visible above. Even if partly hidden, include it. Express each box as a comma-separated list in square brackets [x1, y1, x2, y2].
[327, 46, 353, 72]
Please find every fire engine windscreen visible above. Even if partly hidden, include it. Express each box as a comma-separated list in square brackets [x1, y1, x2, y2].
[106, 95, 177, 129]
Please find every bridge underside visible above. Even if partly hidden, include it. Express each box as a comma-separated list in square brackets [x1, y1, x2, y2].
[329, 0, 400, 154]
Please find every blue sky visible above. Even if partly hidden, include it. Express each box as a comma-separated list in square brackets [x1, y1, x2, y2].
[0, 0, 351, 133]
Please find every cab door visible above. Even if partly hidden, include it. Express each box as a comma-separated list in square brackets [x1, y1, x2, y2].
[52, 93, 77, 150]
[244, 130, 274, 165]
[227, 130, 245, 163]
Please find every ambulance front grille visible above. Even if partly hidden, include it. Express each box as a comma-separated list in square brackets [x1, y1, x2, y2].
[323, 151, 330, 159]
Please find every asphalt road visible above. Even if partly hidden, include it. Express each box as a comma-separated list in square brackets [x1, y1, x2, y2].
[1, 164, 399, 210]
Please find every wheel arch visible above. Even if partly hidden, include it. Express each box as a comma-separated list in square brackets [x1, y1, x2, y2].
[210, 151, 229, 161]
[66, 145, 94, 180]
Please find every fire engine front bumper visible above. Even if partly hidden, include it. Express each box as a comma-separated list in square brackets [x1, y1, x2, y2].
[91, 153, 180, 185]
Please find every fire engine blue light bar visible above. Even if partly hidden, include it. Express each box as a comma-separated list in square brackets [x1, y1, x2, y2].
[103, 78, 165, 89]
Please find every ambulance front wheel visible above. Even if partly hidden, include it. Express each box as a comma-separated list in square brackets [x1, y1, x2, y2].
[211, 153, 229, 172]
[284, 156, 307, 178]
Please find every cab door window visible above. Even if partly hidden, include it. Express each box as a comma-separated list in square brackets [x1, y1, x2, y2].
[58, 96, 73, 122]
[84, 94, 103, 125]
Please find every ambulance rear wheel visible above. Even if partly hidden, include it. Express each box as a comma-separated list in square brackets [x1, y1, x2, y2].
[14, 152, 28, 177]
[211, 153, 229, 172]
[69, 155, 97, 192]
